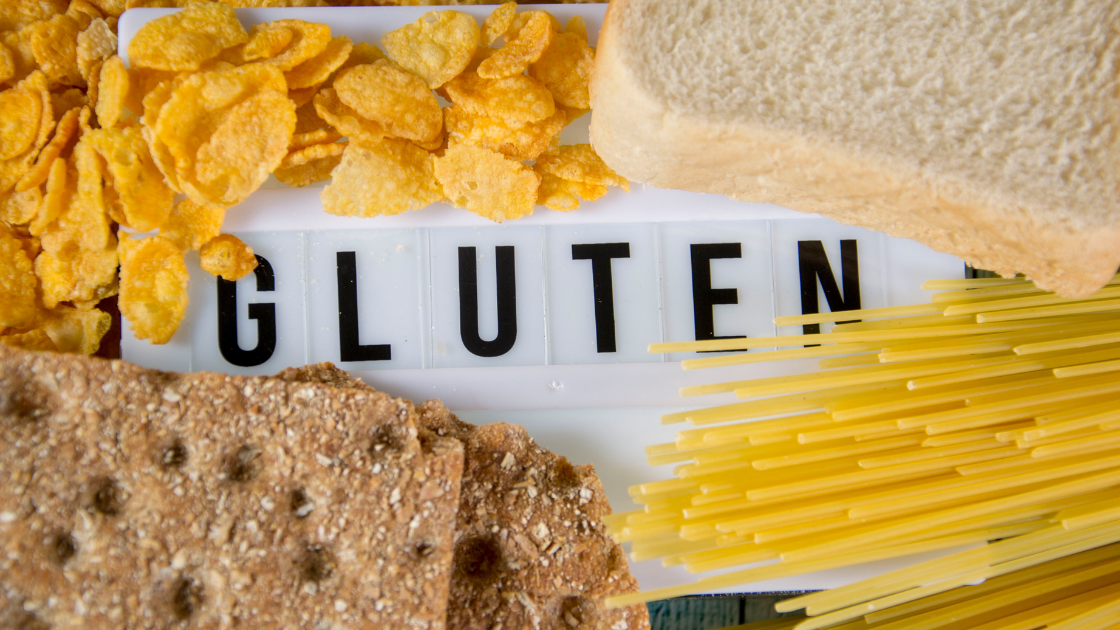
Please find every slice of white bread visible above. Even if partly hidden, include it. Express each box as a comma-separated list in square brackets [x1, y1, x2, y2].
[590, 0, 1120, 297]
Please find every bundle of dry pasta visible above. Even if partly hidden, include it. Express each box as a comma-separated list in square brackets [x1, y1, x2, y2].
[604, 274, 1120, 629]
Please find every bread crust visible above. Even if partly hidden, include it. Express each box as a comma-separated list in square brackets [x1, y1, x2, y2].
[591, 0, 1120, 297]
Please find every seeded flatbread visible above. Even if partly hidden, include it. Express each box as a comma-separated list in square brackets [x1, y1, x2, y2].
[272, 363, 649, 629]
[418, 401, 650, 630]
[0, 347, 463, 630]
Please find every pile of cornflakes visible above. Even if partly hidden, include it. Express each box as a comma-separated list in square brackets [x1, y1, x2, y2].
[0, 0, 625, 356]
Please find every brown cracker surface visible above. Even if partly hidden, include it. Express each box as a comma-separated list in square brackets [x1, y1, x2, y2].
[0, 348, 462, 629]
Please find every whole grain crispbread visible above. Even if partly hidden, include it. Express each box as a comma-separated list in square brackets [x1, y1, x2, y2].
[419, 400, 650, 630]
[0, 347, 463, 630]
[278, 363, 650, 630]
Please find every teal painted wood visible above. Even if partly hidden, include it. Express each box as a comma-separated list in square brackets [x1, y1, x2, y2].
[647, 595, 802, 630]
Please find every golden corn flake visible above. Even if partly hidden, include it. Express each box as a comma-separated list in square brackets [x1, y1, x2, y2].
[0, 86, 42, 161]
[125, 66, 174, 116]
[150, 63, 293, 206]
[66, 0, 102, 29]
[444, 104, 564, 161]
[0, 223, 39, 328]
[30, 156, 68, 237]
[535, 171, 579, 212]
[88, 126, 175, 232]
[444, 71, 555, 124]
[256, 19, 331, 71]
[44, 305, 111, 354]
[19, 105, 81, 193]
[51, 88, 88, 115]
[0, 0, 69, 33]
[411, 126, 444, 152]
[160, 198, 225, 251]
[295, 100, 328, 133]
[0, 328, 56, 352]
[529, 31, 593, 109]
[199, 233, 257, 281]
[95, 55, 129, 128]
[35, 242, 119, 311]
[505, 9, 560, 41]
[0, 30, 36, 88]
[535, 144, 630, 190]
[29, 14, 84, 86]
[535, 169, 608, 212]
[313, 87, 385, 140]
[564, 15, 588, 43]
[478, 10, 553, 80]
[465, 45, 497, 74]
[76, 17, 117, 83]
[382, 10, 479, 89]
[287, 35, 352, 90]
[86, 59, 103, 111]
[140, 79, 180, 191]
[190, 89, 295, 205]
[433, 143, 539, 222]
[290, 127, 342, 152]
[128, 2, 248, 71]
[118, 235, 188, 345]
[321, 138, 441, 217]
[334, 62, 442, 144]
[0, 39, 15, 85]
[240, 21, 293, 61]
[481, 2, 516, 47]
[326, 41, 385, 87]
[87, 0, 124, 18]
[0, 187, 41, 225]
[274, 141, 345, 188]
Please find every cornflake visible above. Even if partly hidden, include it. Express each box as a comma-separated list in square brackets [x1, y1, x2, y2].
[159, 198, 225, 252]
[443, 71, 555, 124]
[286, 35, 352, 90]
[200, 233, 258, 281]
[334, 61, 442, 144]
[444, 105, 564, 162]
[478, 10, 553, 80]
[76, 17, 116, 83]
[87, 125, 174, 232]
[274, 141, 345, 188]
[434, 144, 539, 222]
[529, 31, 593, 110]
[535, 144, 629, 190]
[148, 62, 294, 206]
[0, 223, 39, 328]
[94, 55, 128, 128]
[118, 234, 188, 345]
[127, 2, 247, 72]
[382, 10, 479, 89]
[28, 13, 83, 86]
[480, 2, 516, 47]
[44, 304, 111, 354]
[322, 138, 441, 217]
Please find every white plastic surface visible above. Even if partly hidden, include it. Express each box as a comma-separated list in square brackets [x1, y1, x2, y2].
[117, 5, 971, 593]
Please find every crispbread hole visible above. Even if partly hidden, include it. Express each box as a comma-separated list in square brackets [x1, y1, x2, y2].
[161, 438, 188, 468]
[297, 545, 336, 584]
[290, 487, 313, 518]
[559, 596, 598, 628]
[91, 477, 123, 516]
[50, 531, 77, 565]
[454, 535, 503, 583]
[226, 445, 262, 482]
[171, 576, 204, 620]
